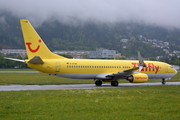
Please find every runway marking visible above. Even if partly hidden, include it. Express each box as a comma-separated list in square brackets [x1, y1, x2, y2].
[0, 82, 180, 91]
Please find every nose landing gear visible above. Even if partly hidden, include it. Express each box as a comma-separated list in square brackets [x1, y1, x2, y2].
[162, 79, 166, 85]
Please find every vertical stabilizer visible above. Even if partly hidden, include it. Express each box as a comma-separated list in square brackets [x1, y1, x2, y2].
[20, 19, 67, 59]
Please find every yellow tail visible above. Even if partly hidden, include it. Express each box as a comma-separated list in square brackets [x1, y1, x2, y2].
[20, 19, 67, 60]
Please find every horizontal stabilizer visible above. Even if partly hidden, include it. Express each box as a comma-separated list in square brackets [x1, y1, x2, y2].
[4, 57, 25, 62]
[28, 56, 44, 64]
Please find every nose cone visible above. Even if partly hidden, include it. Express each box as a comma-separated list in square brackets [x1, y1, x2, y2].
[174, 69, 178, 75]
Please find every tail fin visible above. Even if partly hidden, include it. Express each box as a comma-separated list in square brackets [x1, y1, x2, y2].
[20, 19, 67, 60]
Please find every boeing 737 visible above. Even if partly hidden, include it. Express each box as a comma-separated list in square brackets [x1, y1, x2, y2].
[5, 19, 177, 86]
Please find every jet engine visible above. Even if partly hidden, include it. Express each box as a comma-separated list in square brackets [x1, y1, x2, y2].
[127, 73, 148, 83]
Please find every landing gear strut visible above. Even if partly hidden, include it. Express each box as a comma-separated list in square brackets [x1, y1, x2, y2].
[111, 81, 119, 86]
[162, 79, 166, 85]
[95, 80, 102, 86]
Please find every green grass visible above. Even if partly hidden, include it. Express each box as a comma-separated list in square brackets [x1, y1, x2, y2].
[0, 86, 180, 120]
[0, 69, 180, 119]
[0, 68, 36, 71]
[0, 73, 94, 85]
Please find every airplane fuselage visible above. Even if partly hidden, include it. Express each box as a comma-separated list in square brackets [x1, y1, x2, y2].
[27, 59, 177, 80]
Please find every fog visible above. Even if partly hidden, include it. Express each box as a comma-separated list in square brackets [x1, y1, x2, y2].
[0, 0, 180, 28]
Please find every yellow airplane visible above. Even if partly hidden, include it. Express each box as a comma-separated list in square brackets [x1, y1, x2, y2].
[5, 19, 177, 86]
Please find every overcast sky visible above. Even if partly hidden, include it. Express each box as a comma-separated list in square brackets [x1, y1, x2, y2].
[0, 0, 180, 28]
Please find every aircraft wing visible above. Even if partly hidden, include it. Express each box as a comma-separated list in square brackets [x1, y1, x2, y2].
[96, 67, 140, 80]
[4, 57, 25, 62]
[106, 51, 146, 79]
[106, 67, 139, 78]
[4, 56, 44, 64]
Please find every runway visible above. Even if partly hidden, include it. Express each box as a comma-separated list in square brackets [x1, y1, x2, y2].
[0, 82, 180, 91]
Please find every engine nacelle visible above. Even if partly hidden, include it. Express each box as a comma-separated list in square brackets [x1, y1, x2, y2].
[127, 73, 148, 83]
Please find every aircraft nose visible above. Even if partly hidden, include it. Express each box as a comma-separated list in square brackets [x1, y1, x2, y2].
[174, 69, 178, 75]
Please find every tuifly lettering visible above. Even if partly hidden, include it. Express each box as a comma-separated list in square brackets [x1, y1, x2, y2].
[132, 63, 159, 74]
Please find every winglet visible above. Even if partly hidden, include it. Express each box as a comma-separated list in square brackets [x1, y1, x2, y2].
[137, 51, 146, 71]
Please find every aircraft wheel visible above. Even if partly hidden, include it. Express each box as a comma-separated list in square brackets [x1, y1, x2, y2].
[95, 80, 102, 86]
[162, 79, 166, 85]
[111, 81, 119, 86]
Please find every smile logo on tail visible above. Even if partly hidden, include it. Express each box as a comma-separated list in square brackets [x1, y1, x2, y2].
[26, 39, 42, 53]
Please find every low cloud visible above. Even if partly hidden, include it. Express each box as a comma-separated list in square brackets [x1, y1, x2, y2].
[0, 0, 180, 28]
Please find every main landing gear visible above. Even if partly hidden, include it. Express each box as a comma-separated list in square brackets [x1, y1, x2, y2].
[95, 80, 102, 86]
[111, 81, 119, 86]
[95, 80, 119, 86]
[162, 79, 166, 85]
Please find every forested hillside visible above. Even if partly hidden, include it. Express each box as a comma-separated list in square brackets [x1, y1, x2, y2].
[1, 11, 180, 57]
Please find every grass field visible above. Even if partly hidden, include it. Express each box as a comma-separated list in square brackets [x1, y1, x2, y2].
[0, 69, 36, 71]
[0, 69, 179, 85]
[0, 73, 95, 85]
[0, 86, 180, 120]
[0, 69, 180, 119]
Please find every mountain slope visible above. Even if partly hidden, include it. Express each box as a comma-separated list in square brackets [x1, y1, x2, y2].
[1, 12, 180, 57]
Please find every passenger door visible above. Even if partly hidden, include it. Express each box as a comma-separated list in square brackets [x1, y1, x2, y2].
[55, 62, 60, 72]
[165, 64, 168, 73]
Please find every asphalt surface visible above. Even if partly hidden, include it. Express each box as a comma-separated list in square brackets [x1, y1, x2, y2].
[0, 82, 180, 91]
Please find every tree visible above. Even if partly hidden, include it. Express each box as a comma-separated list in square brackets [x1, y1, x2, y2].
[149, 57, 156, 61]
[117, 56, 126, 60]
[59, 54, 73, 58]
